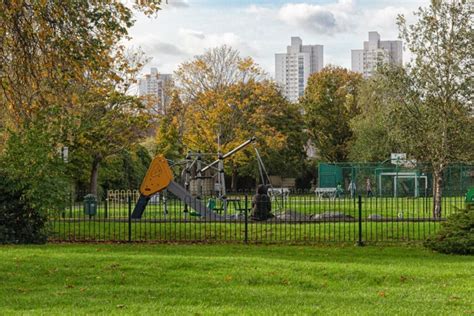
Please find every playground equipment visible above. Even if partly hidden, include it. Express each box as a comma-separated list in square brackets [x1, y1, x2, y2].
[132, 137, 275, 220]
[131, 155, 220, 220]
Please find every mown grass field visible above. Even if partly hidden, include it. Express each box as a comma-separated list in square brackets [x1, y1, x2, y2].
[55, 195, 466, 220]
[49, 220, 442, 243]
[0, 244, 472, 315]
[48, 195, 462, 243]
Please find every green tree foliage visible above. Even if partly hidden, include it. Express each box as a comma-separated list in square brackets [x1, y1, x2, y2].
[72, 89, 152, 196]
[67, 145, 152, 195]
[99, 146, 152, 193]
[0, 171, 48, 244]
[392, 0, 474, 217]
[301, 66, 362, 162]
[155, 116, 184, 162]
[155, 92, 186, 162]
[349, 72, 401, 162]
[0, 119, 70, 213]
[0, 120, 68, 244]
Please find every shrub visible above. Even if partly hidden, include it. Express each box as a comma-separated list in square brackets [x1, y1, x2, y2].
[0, 126, 70, 212]
[424, 208, 474, 255]
[0, 172, 48, 244]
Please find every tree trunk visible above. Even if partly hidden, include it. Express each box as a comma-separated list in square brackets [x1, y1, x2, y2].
[231, 165, 238, 192]
[432, 168, 444, 218]
[90, 156, 102, 196]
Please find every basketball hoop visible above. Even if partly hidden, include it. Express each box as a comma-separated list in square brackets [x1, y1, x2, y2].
[390, 153, 407, 166]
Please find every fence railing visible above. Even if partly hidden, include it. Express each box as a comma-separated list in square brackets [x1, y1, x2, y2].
[48, 190, 467, 243]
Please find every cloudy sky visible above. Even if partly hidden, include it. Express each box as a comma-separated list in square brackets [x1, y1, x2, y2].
[127, 0, 429, 77]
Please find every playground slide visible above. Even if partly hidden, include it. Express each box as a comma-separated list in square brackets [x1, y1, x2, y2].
[131, 155, 222, 220]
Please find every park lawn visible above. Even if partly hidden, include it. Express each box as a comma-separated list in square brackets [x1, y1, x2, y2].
[49, 221, 441, 242]
[0, 244, 472, 315]
[58, 195, 466, 220]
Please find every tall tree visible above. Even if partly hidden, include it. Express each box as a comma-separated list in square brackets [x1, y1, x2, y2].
[74, 91, 151, 196]
[0, 1, 162, 198]
[0, 1, 161, 130]
[175, 45, 264, 101]
[181, 80, 305, 189]
[393, 0, 473, 217]
[76, 48, 153, 196]
[349, 72, 402, 162]
[155, 90, 186, 161]
[301, 66, 362, 162]
[164, 46, 306, 189]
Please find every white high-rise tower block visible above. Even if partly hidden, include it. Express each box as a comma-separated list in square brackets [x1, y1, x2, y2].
[275, 37, 324, 103]
[138, 68, 172, 114]
[351, 31, 402, 77]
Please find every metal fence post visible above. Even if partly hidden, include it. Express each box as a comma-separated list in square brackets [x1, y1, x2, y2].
[357, 195, 364, 246]
[104, 198, 108, 219]
[244, 194, 248, 244]
[128, 195, 132, 243]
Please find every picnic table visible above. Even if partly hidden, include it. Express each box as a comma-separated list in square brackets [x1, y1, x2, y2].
[314, 187, 337, 200]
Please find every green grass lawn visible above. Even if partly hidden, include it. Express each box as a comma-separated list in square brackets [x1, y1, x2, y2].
[49, 220, 441, 243]
[50, 195, 455, 243]
[56, 195, 466, 220]
[0, 244, 472, 315]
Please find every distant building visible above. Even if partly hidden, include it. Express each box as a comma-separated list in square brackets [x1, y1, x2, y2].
[351, 31, 402, 77]
[275, 37, 324, 103]
[138, 68, 172, 115]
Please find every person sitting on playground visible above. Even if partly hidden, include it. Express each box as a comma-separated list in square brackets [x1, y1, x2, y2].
[251, 185, 273, 221]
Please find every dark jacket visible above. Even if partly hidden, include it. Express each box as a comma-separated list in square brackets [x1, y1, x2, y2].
[251, 185, 272, 220]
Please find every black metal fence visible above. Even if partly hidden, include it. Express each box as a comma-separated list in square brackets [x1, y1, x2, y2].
[47, 189, 468, 244]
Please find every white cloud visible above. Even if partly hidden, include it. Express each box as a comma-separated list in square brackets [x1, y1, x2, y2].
[177, 28, 259, 58]
[165, 0, 189, 8]
[244, 4, 271, 15]
[149, 41, 187, 56]
[363, 6, 410, 38]
[277, 1, 355, 35]
[128, 0, 429, 75]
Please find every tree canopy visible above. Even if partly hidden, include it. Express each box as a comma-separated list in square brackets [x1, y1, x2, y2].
[301, 66, 362, 162]
[157, 46, 306, 187]
[391, 0, 473, 216]
[0, 1, 162, 200]
[349, 71, 402, 162]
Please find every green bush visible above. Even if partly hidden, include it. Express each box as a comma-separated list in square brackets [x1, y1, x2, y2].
[0, 123, 70, 244]
[0, 173, 48, 244]
[0, 126, 70, 212]
[424, 208, 474, 255]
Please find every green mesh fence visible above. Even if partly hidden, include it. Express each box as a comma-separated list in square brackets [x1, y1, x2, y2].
[318, 162, 474, 197]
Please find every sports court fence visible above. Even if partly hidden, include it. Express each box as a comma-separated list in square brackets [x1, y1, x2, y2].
[48, 188, 469, 244]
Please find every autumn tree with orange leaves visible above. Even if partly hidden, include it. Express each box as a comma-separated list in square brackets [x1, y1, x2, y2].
[0, 1, 163, 203]
[157, 46, 306, 189]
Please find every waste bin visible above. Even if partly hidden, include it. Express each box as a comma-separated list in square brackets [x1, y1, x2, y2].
[84, 194, 97, 216]
[466, 188, 474, 210]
